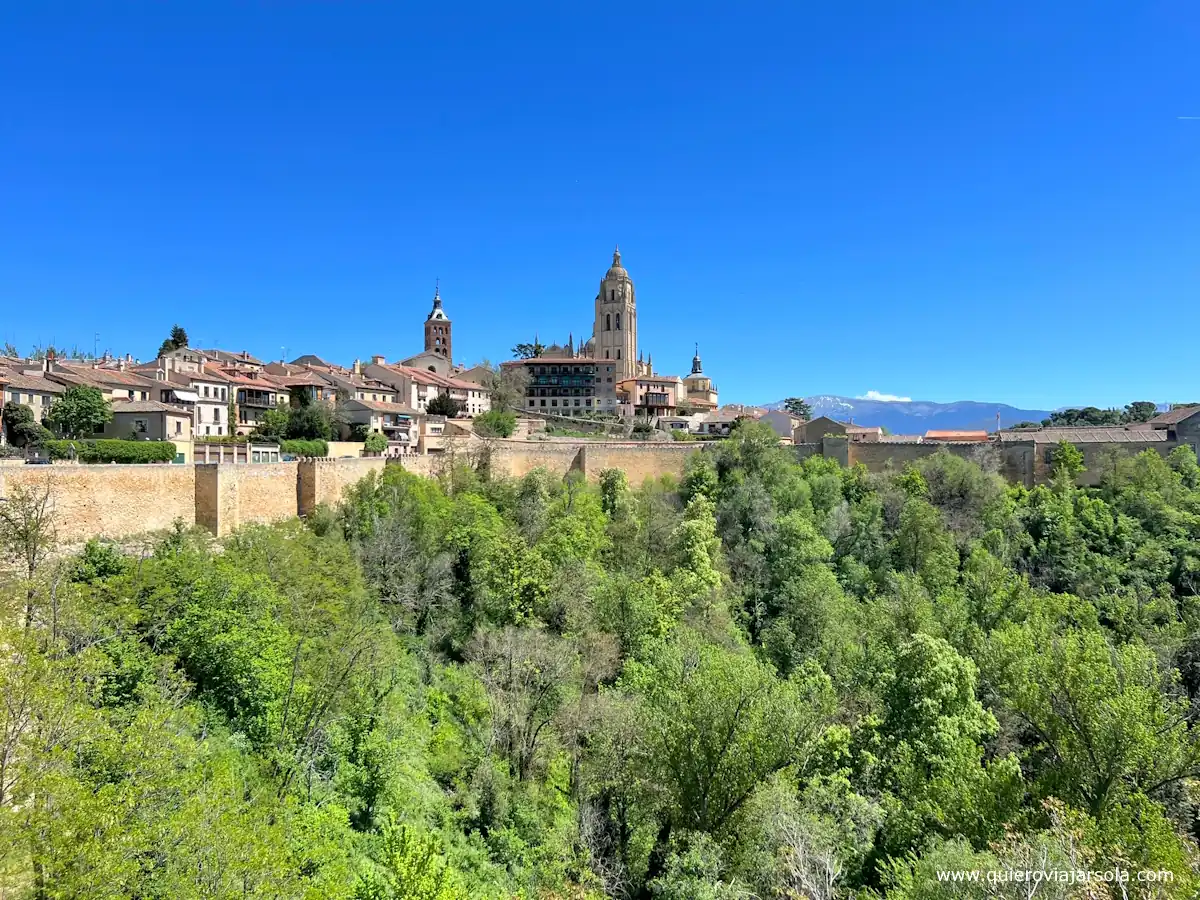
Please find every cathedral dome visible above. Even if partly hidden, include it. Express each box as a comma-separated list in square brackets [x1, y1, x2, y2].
[605, 246, 628, 280]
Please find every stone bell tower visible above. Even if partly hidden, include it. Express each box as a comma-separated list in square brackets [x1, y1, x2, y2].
[592, 246, 637, 380]
[424, 281, 451, 362]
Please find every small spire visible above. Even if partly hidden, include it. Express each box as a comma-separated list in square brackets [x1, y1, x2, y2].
[613, 244, 621, 266]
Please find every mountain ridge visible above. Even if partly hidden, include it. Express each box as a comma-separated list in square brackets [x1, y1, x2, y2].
[762, 395, 1054, 434]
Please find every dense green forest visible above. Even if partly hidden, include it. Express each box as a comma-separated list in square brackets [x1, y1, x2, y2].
[4, 423, 1200, 898]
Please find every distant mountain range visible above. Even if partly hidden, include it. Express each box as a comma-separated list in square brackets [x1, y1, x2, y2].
[762, 395, 1055, 434]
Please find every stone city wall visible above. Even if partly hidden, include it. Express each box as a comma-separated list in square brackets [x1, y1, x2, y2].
[0, 464, 197, 542]
[5, 436, 1183, 545]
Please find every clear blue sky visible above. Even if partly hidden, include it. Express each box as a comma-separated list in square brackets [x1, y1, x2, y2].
[2, 2, 1197, 408]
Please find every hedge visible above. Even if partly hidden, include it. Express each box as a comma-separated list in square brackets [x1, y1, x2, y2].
[46, 440, 178, 464]
[280, 439, 328, 457]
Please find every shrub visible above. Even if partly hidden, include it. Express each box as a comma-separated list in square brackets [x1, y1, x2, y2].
[363, 432, 388, 454]
[474, 410, 517, 438]
[45, 440, 178, 464]
[280, 439, 328, 458]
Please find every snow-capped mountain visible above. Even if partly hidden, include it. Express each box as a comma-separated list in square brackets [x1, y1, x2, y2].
[763, 395, 1055, 434]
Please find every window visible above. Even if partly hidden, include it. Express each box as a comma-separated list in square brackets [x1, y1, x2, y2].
[214, 407, 221, 423]
[551, 399, 558, 407]
[610, 289, 615, 302]
[617, 349, 622, 360]
[604, 350, 610, 359]
[133, 419, 147, 434]
[175, 420, 182, 435]
[221, 388, 227, 401]
[615, 313, 621, 330]
[574, 399, 580, 406]
[540, 399, 546, 407]
[606, 314, 611, 331]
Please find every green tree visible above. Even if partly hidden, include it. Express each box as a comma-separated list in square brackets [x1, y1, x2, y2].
[988, 624, 1200, 820]
[355, 820, 463, 900]
[45, 385, 111, 438]
[1042, 406, 1122, 427]
[364, 432, 388, 453]
[622, 633, 838, 884]
[473, 409, 517, 438]
[157, 323, 189, 357]
[1122, 400, 1159, 423]
[3, 401, 51, 447]
[783, 397, 813, 419]
[511, 340, 545, 359]
[426, 394, 461, 418]
[254, 404, 291, 440]
[1049, 439, 1085, 483]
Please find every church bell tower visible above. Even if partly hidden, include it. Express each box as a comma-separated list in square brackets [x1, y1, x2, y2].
[424, 281, 452, 361]
[593, 246, 637, 380]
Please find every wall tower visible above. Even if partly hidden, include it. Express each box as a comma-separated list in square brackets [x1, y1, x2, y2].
[424, 281, 452, 362]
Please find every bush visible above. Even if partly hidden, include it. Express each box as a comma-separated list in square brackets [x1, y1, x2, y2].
[45, 440, 178, 464]
[363, 432, 388, 454]
[280, 439, 328, 458]
[474, 410, 517, 438]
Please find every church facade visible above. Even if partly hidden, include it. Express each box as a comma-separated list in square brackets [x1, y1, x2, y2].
[527, 247, 717, 417]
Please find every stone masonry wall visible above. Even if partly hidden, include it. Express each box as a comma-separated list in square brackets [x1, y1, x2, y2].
[231, 463, 300, 527]
[9, 435, 1179, 546]
[299, 457, 387, 515]
[0, 464, 196, 543]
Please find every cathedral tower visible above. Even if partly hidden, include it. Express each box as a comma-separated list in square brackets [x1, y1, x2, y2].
[424, 282, 452, 361]
[593, 246, 637, 380]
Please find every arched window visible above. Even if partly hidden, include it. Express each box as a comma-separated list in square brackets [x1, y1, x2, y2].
[615, 313, 621, 330]
[617, 349, 622, 360]
[604, 350, 610, 359]
[606, 313, 611, 331]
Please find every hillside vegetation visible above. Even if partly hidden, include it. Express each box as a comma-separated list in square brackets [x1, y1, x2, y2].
[3, 422, 1200, 898]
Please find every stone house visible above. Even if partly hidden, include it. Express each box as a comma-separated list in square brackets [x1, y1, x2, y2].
[1, 371, 64, 433]
[135, 355, 234, 438]
[222, 368, 286, 435]
[339, 399, 418, 453]
[796, 416, 845, 443]
[44, 361, 158, 402]
[616, 375, 684, 418]
[761, 410, 801, 440]
[94, 400, 194, 462]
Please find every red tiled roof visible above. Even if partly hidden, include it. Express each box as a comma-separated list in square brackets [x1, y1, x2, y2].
[51, 364, 158, 390]
[210, 364, 284, 389]
[0, 371, 65, 393]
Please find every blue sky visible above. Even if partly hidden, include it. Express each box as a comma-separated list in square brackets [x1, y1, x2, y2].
[2, 2, 1197, 408]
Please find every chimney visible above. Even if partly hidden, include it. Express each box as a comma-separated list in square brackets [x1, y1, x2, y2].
[118, 358, 126, 371]
[242, 350, 249, 359]
[353, 358, 362, 376]
[371, 355, 386, 366]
